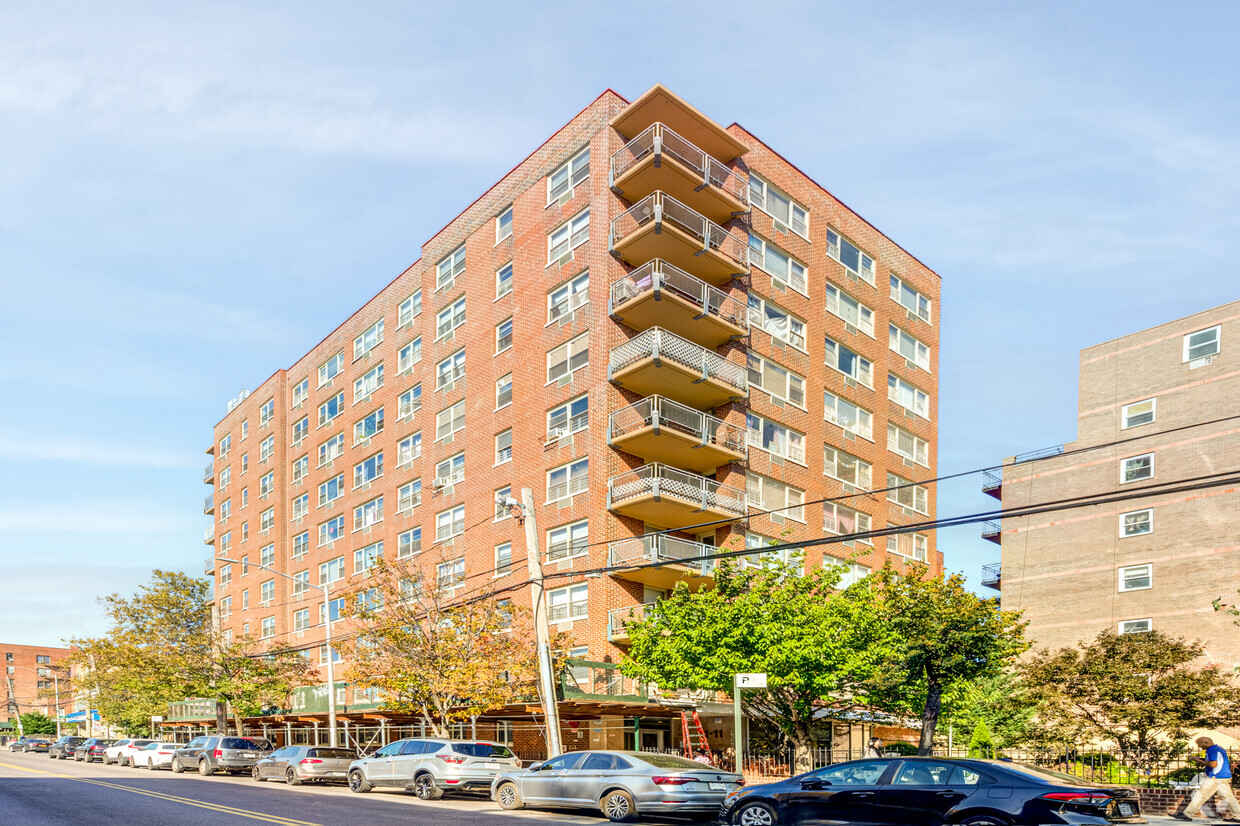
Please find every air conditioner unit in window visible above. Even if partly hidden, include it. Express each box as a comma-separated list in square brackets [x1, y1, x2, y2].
[773, 219, 789, 234]
[432, 477, 451, 490]
[545, 428, 568, 447]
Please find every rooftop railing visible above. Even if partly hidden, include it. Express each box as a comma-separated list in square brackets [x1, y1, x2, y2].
[610, 122, 749, 205]
[609, 259, 748, 332]
[608, 395, 747, 456]
[610, 191, 749, 272]
[607, 463, 747, 518]
[608, 327, 747, 395]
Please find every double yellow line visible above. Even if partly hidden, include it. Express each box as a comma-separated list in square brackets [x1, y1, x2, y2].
[0, 759, 320, 825]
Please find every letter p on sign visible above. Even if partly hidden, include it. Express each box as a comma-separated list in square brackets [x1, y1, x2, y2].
[736, 673, 768, 688]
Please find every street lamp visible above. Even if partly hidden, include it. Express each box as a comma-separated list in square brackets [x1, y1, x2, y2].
[6, 664, 67, 739]
[214, 555, 338, 747]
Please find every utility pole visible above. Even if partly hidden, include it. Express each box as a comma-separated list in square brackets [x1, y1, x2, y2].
[521, 487, 563, 758]
[5, 675, 24, 738]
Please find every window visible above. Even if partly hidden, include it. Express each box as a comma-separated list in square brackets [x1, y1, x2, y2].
[888, 424, 930, 467]
[219, 466, 231, 490]
[220, 433, 232, 457]
[436, 349, 466, 390]
[1121, 399, 1156, 430]
[320, 598, 346, 625]
[260, 507, 275, 533]
[496, 205, 513, 243]
[259, 435, 275, 463]
[547, 332, 589, 382]
[495, 429, 512, 464]
[398, 337, 422, 373]
[436, 505, 465, 542]
[741, 532, 801, 570]
[887, 530, 929, 561]
[1120, 508, 1153, 537]
[824, 336, 874, 387]
[318, 392, 345, 427]
[36, 655, 50, 665]
[496, 318, 513, 353]
[261, 617, 275, 638]
[318, 474, 344, 507]
[436, 452, 466, 486]
[292, 378, 309, 407]
[241, 521, 249, 541]
[219, 499, 232, 522]
[491, 373, 512, 409]
[1119, 563, 1152, 592]
[354, 408, 384, 444]
[887, 472, 929, 515]
[397, 432, 422, 467]
[824, 283, 875, 336]
[436, 296, 466, 340]
[1120, 618, 1152, 634]
[495, 485, 513, 520]
[434, 557, 465, 590]
[241, 420, 248, 440]
[745, 354, 805, 407]
[259, 470, 275, 497]
[749, 174, 808, 237]
[1121, 453, 1154, 483]
[354, 452, 383, 487]
[260, 579, 275, 605]
[888, 375, 931, 419]
[1184, 325, 1221, 362]
[437, 243, 466, 291]
[318, 352, 344, 387]
[748, 295, 806, 349]
[219, 564, 232, 586]
[889, 324, 931, 371]
[824, 445, 872, 488]
[398, 384, 422, 420]
[354, 496, 383, 530]
[826, 228, 876, 285]
[746, 413, 806, 464]
[293, 569, 312, 596]
[292, 531, 309, 558]
[318, 433, 344, 466]
[748, 235, 807, 293]
[548, 395, 589, 437]
[293, 608, 310, 631]
[436, 400, 466, 440]
[319, 555, 346, 584]
[240, 454, 248, 473]
[548, 520, 588, 561]
[355, 541, 382, 574]
[354, 363, 384, 402]
[548, 583, 588, 621]
[547, 458, 588, 502]
[746, 474, 805, 522]
[292, 416, 309, 445]
[354, 319, 384, 361]
[319, 516, 345, 546]
[398, 289, 422, 327]
[826, 558, 872, 588]
[890, 274, 932, 323]
[824, 391, 873, 440]
[259, 398, 275, 426]
[260, 543, 275, 567]
[548, 210, 590, 263]
[822, 502, 873, 543]
[398, 527, 422, 558]
[496, 262, 513, 298]
[549, 271, 589, 321]
[495, 542, 513, 575]
[398, 479, 422, 512]
[548, 147, 589, 203]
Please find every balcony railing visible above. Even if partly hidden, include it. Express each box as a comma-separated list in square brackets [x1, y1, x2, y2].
[203, 493, 214, 514]
[610, 259, 748, 333]
[611, 122, 748, 203]
[609, 534, 716, 574]
[203, 527, 215, 545]
[981, 520, 1001, 545]
[204, 556, 216, 576]
[980, 562, 1001, 590]
[607, 463, 747, 519]
[610, 191, 749, 272]
[609, 327, 747, 395]
[559, 659, 649, 702]
[203, 462, 214, 484]
[607, 602, 656, 641]
[609, 395, 747, 455]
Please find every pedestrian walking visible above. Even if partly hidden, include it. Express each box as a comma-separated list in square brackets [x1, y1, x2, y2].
[1177, 736, 1240, 821]
[864, 737, 884, 758]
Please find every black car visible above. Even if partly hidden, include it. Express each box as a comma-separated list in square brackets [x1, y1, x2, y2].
[49, 736, 87, 760]
[74, 738, 117, 762]
[719, 757, 1145, 826]
[7, 737, 51, 753]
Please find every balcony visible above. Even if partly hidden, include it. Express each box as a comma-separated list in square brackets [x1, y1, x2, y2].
[609, 327, 746, 410]
[608, 534, 716, 590]
[203, 462, 214, 484]
[607, 602, 655, 644]
[981, 562, 1001, 590]
[609, 259, 747, 347]
[203, 527, 215, 545]
[610, 192, 748, 286]
[203, 493, 214, 515]
[611, 84, 748, 166]
[607, 463, 747, 527]
[982, 468, 1002, 499]
[204, 556, 216, 576]
[559, 659, 649, 704]
[610, 123, 748, 223]
[981, 520, 1001, 545]
[609, 396, 746, 473]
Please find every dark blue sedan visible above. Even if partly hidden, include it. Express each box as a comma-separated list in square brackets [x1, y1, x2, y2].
[719, 757, 1145, 826]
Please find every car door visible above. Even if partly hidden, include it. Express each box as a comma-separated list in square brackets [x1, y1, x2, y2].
[393, 740, 430, 785]
[784, 759, 891, 826]
[365, 740, 407, 784]
[262, 747, 289, 778]
[562, 752, 616, 804]
[522, 753, 587, 804]
[874, 761, 980, 826]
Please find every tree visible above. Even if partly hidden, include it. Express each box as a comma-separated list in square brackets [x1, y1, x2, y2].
[1020, 630, 1240, 758]
[967, 720, 994, 758]
[855, 564, 1028, 755]
[940, 669, 1039, 749]
[334, 557, 550, 737]
[619, 558, 890, 759]
[19, 711, 57, 736]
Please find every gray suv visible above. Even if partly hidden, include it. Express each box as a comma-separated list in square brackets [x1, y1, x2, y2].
[348, 739, 520, 799]
[172, 736, 272, 776]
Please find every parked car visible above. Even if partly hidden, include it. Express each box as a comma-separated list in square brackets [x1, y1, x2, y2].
[172, 736, 273, 776]
[49, 736, 86, 759]
[133, 741, 182, 770]
[491, 750, 743, 822]
[74, 738, 117, 762]
[252, 746, 358, 785]
[348, 739, 521, 799]
[7, 737, 51, 753]
[718, 756, 1146, 826]
[105, 739, 155, 766]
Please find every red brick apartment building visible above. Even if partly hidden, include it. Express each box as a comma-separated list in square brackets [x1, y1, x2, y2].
[983, 300, 1240, 666]
[197, 85, 941, 756]
[3, 643, 73, 731]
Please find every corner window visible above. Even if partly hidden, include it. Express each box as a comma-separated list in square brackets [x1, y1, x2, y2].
[1120, 508, 1153, 537]
[496, 205, 513, 243]
[1121, 398, 1156, 429]
[1183, 325, 1221, 362]
[1120, 453, 1154, 483]
[1119, 564, 1152, 592]
[748, 174, 808, 237]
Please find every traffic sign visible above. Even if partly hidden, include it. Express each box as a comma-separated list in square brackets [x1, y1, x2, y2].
[735, 673, 768, 688]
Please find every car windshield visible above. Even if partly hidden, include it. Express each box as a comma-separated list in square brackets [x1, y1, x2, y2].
[452, 743, 515, 758]
[130, 740, 154, 747]
[309, 748, 358, 760]
[222, 738, 267, 750]
[636, 753, 714, 770]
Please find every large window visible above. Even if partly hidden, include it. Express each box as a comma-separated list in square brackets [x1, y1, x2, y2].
[824, 391, 873, 440]
[354, 319, 383, 361]
[888, 375, 931, 419]
[398, 479, 422, 512]
[548, 458, 588, 502]
[436, 505, 465, 542]
[823, 283, 875, 336]
[318, 516, 344, 547]
[353, 452, 383, 488]
[826, 557, 872, 588]
[547, 520, 588, 561]
[887, 530, 928, 561]
[398, 288, 422, 327]
[1119, 563, 1152, 592]
[548, 147, 589, 203]
[318, 352, 343, 387]
[548, 332, 589, 382]
[1121, 453, 1154, 483]
[746, 413, 806, 464]
[748, 295, 806, 349]
[436, 296, 466, 340]
[824, 445, 872, 488]
[397, 432, 422, 467]
[437, 558, 466, 589]
[436, 349, 466, 390]
[887, 424, 930, 467]
[746, 474, 805, 523]
[398, 527, 421, 558]
[749, 235, 807, 294]
[548, 396, 588, 438]
[436, 400, 465, 440]
[319, 555, 346, 585]
[822, 502, 872, 543]
[549, 271, 589, 321]
[890, 274, 932, 323]
[887, 472, 929, 515]
[354, 496, 383, 530]
[747, 354, 805, 408]
[398, 384, 422, 420]
[318, 433, 344, 467]
[436, 452, 466, 486]
[547, 583, 588, 621]
[437, 244, 466, 291]
[749, 174, 808, 237]
[398, 337, 422, 373]
[1183, 325, 1221, 362]
[826, 228, 876, 285]
[1120, 508, 1153, 537]
[318, 474, 344, 507]
[889, 324, 931, 371]
[1121, 398, 1156, 429]
[318, 392, 345, 427]
[354, 408, 384, 445]
[548, 210, 590, 263]
[824, 336, 873, 387]
[355, 541, 382, 574]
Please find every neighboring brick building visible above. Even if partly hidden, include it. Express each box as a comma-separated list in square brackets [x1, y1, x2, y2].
[197, 85, 942, 755]
[2, 643, 73, 730]
[983, 300, 1240, 666]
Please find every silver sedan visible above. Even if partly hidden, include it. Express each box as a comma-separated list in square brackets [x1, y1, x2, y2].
[491, 750, 743, 822]
[252, 745, 357, 785]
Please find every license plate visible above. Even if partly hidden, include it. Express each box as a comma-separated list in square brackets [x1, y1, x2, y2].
[1118, 802, 1134, 816]
[710, 782, 727, 791]
[486, 762, 501, 769]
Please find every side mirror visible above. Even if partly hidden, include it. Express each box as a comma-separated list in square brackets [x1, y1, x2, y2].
[529, 762, 545, 772]
[800, 779, 829, 790]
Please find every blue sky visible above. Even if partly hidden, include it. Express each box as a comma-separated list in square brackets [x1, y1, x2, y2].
[2, 1, 1238, 646]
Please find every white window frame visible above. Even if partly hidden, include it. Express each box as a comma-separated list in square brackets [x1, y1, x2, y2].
[292, 416, 309, 445]
[495, 485, 513, 520]
[826, 557, 872, 588]
[318, 473, 344, 507]
[824, 282, 876, 335]
[436, 349, 466, 391]
[1119, 563, 1152, 592]
[396, 432, 422, 467]
[398, 337, 422, 373]
[436, 296, 466, 341]
[353, 452, 383, 488]
[547, 582, 589, 622]
[547, 395, 588, 438]
[259, 578, 275, 605]
[293, 608, 310, 631]
[1120, 452, 1154, 484]
[495, 429, 513, 465]
[436, 400, 466, 441]
[354, 408, 384, 445]
[822, 502, 873, 544]
[547, 457, 588, 502]
[495, 205, 513, 243]
[746, 353, 806, 408]
[1120, 508, 1153, 537]
[496, 373, 513, 409]
[496, 317, 513, 353]
[354, 319, 384, 361]
[548, 271, 589, 322]
[398, 289, 422, 327]
[746, 473, 806, 523]
[398, 384, 422, 420]
[547, 332, 589, 383]
[318, 352, 343, 388]
[353, 496, 383, 531]
[435, 452, 466, 486]
[1183, 325, 1221, 362]
[547, 147, 589, 204]
[824, 445, 872, 488]
[1119, 618, 1152, 634]
[748, 294, 807, 350]
[824, 335, 874, 387]
[319, 555, 346, 585]
[259, 470, 275, 497]
[258, 435, 275, 463]
[887, 530, 929, 561]
[261, 617, 276, 639]
[746, 413, 806, 464]
[748, 234, 807, 295]
[748, 173, 809, 237]
[826, 228, 876, 285]
[292, 532, 309, 558]
[548, 209, 590, 264]
[889, 323, 932, 371]
[318, 392, 345, 428]
[291, 378, 309, 408]
[887, 423, 930, 467]
[888, 375, 931, 419]
[547, 520, 588, 561]
[259, 506, 275, 533]
[1121, 398, 1156, 429]
[291, 492, 309, 520]
[824, 390, 874, 440]
[495, 542, 513, 575]
[318, 516, 344, 547]
[435, 505, 465, 542]
[436, 244, 466, 291]
[397, 479, 422, 513]
[398, 527, 422, 558]
[496, 262, 513, 298]
[258, 398, 275, 426]
[318, 433, 344, 467]
[886, 472, 929, 515]
[890, 273, 932, 324]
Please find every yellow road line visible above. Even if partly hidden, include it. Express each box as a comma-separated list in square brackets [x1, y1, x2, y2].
[0, 759, 320, 825]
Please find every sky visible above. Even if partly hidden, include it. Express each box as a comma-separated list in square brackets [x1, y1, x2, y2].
[2, 1, 1238, 646]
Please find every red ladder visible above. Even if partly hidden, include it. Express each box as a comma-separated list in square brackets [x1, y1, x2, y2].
[680, 709, 711, 760]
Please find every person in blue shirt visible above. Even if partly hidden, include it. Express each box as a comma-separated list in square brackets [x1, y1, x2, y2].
[1180, 736, 1240, 820]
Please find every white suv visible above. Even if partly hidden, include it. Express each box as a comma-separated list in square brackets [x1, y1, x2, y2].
[347, 739, 520, 799]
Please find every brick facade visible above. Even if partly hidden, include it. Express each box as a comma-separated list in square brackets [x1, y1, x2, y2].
[2, 642, 73, 726]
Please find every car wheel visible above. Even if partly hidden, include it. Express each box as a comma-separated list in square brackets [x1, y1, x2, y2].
[252, 765, 265, 782]
[735, 800, 779, 826]
[959, 817, 1010, 826]
[198, 759, 213, 777]
[286, 767, 303, 786]
[601, 789, 638, 823]
[496, 781, 524, 810]
[348, 769, 372, 793]
[171, 757, 184, 773]
[413, 774, 443, 800]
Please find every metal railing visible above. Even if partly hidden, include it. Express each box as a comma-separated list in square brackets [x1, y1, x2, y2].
[609, 327, 747, 394]
[609, 395, 747, 456]
[609, 259, 749, 332]
[559, 659, 649, 701]
[204, 556, 216, 576]
[203, 493, 214, 513]
[981, 520, 1001, 539]
[980, 562, 1001, 586]
[981, 468, 1003, 490]
[203, 462, 214, 483]
[1015, 444, 1066, 463]
[607, 602, 656, 640]
[608, 534, 717, 574]
[609, 191, 749, 271]
[610, 122, 749, 205]
[607, 463, 747, 518]
[203, 527, 215, 545]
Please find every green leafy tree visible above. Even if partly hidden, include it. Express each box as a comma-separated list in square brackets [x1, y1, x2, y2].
[940, 669, 1039, 749]
[967, 720, 994, 758]
[19, 711, 57, 736]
